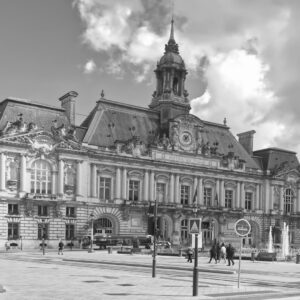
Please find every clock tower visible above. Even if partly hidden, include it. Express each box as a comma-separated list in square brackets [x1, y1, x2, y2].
[149, 18, 190, 131]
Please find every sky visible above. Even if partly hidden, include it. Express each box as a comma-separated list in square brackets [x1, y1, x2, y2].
[1, 0, 300, 156]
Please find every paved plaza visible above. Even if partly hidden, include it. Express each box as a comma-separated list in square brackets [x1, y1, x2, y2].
[1, 249, 300, 299]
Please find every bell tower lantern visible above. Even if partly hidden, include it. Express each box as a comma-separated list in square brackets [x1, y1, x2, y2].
[149, 18, 190, 129]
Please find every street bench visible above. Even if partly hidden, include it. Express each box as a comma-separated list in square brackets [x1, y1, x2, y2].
[256, 252, 277, 261]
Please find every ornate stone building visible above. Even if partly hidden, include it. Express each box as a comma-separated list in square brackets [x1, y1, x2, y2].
[1, 21, 300, 249]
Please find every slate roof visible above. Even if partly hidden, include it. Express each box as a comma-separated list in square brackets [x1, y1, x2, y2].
[0, 98, 70, 132]
[81, 98, 160, 147]
[253, 148, 299, 172]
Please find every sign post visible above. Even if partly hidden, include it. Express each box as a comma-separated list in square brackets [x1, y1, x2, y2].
[190, 218, 201, 297]
[234, 219, 251, 288]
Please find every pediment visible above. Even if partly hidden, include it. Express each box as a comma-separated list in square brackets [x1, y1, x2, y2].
[274, 168, 300, 183]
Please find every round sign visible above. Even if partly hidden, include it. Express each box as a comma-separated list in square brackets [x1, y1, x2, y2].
[234, 219, 251, 237]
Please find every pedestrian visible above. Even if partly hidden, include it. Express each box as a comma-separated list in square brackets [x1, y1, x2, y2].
[208, 244, 217, 263]
[220, 243, 227, 263]
[58, 239, 64, 255]
[226, 243, 235, 266]
[187, 247, 193, 263]
[216, 242, 221, 263]
[5, 241, 10, 251]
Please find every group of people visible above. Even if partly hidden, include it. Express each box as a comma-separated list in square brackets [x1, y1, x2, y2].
[208, 242, 235, 266]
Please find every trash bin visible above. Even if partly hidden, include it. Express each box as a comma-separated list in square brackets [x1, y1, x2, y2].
[108, 246, 112, 254]
[251, 252, 255, 262]
[296, 254, 300, 264]
[178, 249, 183, 257]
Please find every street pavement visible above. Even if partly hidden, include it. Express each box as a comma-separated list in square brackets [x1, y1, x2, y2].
[1, 249, 300, 299]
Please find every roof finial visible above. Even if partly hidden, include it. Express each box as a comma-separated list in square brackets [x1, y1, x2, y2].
[170, 0, 175, 42]
[101, 89, 105, 98]
[223, 117, 227, 126]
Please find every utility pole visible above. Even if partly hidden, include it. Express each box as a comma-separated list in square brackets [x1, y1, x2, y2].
[152, 198, 157, 278]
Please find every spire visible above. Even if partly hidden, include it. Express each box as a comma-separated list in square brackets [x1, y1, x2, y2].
[164, 18, 179, 54]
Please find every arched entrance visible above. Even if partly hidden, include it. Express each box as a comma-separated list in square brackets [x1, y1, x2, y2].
[243, 221, 260, 248]
[93, 217, 114, 236]
[202, 218, 217, 246]
[157, 215, 172, 241]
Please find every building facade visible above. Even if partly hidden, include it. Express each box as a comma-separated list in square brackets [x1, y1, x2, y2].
[1, 21, 300, 250]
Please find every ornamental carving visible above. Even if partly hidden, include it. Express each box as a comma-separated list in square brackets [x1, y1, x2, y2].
[220, 152, 245, 170]
[115, 136, 148, 157]
[53, 202, 62, 218]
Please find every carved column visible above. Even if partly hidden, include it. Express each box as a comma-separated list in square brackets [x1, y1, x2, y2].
[51, 170, 57, 195]
[116, 167, 121, 199]
[240, 182, 245, 209]
[198, 178, 203, 206]
[256, 184, 260, 210]
[169, 173, 174, 203]
[220, 179, 224, 207]
[215, 179, 220, 207]
[264, 180, 270, 212]
[193, 176, 198, 206]
[270, 185, 274, 211]
[58, 159, 64, 196]
[143, 170, 149, 201]
[121, 168, 127, 199]
[279, 186, 284, 212]
[149, 170, 154, 201]
[174, 174, 180, 204]
[76, 161, 82, 196]
[0, 153, 6, 190]
[20, 154, 27, 192]
[91, 164, 97, 198]
[297, 187, 300, 213]
[236, 182, 241, 208]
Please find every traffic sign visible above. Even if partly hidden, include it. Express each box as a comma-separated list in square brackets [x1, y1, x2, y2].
[235, 219, 251, 237]
[189, 218, 201, 234]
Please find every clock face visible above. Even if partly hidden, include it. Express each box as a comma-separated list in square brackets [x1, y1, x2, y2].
[179, 131, 193, 146]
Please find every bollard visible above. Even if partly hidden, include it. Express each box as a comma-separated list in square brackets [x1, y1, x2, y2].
[251, 252, 255, 262]
[296, 254, 300, 264]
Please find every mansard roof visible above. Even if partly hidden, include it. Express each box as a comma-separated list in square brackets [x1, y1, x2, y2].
[81, 97, 160, 147]
[253, 147, 299, 172]
[0, 97, 70, 131]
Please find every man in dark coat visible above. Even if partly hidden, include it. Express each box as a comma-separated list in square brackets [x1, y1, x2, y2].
[208, 244, 217, 263]
[226, 243, 235, 266]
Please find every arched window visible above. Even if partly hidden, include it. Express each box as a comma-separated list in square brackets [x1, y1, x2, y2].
[284, 188, 294, 213]
[95, 217, 113, 235]
[31, 159, 52, 195]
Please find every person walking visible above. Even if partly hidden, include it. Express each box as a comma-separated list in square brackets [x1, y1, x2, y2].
[216, 242, 221, 263]
[226, 243, 235, 266]
[187, 247, 193, 263]
[58, 239, 64, 255]
[220, 243, 227, 263]
[208, 244, 217, 263]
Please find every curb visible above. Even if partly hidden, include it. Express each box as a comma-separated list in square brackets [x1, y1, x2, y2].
[63, 258, 236, 275]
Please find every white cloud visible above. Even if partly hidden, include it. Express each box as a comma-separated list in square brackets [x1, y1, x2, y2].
[83, 59, 96, 74]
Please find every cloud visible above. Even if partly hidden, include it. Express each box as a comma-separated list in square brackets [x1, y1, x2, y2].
[74, 0, 300, 156]
[83, 59, 96, 74]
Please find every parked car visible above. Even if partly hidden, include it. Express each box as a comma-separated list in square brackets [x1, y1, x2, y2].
[157, 241, 171, 249]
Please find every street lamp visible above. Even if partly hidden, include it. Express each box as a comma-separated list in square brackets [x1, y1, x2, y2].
[88, 212, 94, 253]
[192, 206, 199, 297]
[41, 219, 45, 255]
[19, 235, 22, 251]
[152, 198, 158, 278]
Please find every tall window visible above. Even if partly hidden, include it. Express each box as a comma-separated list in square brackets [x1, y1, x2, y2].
[66, 207, 76, 217]
[64, 166, 76, 195]
[225, 190, 233, 208]
[8, 223, 19, 240]
[245, 192, 252, 210]
[95, 218, 113, 235]
[204, 187, 212, 206]
[181, 185, 190, 205]
[38, 223, 49, 239]
[8, 204, 19, 215]
[6, 160, 19, 190]
[38, 205, 48, 217]
[129, 180, 140, 201]
[99, 177, 111, 201]
[65, 224, 75, 240]
[156, 182, 166, 202]
[181, 219, 188, 244]
[284, 188, 294, 213]
[31, 160, 52, 195]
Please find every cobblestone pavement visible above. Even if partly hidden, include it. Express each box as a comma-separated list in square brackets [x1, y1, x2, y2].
[1, 249, 300, 300]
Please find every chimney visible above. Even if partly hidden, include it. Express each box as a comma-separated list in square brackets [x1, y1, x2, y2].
[237, 130, 256, 155]
[59, 91, 78, 126]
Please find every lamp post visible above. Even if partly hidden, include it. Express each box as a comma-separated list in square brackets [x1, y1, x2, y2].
[152, 198, 158, 278]
[20, 235, 22, 251]
[42, 219, 45, 255]
[88, 212, 94, 253]
[192, 206, 199, 297]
